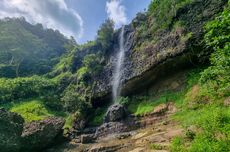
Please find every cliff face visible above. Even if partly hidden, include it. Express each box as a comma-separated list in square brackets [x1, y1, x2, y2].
[92, 0, 227, 103]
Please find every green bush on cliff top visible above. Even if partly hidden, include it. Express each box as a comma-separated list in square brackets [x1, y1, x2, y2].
[171, 3, 230, 151]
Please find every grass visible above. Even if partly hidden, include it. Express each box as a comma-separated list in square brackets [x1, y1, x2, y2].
[1, 99, 55, 122]
[126, 68, 204, 116]
[169, 69, 230, 152]
[64, 114, 74, 129]
[150, 143, 164, 150]
[127, 91, 184, 116]
[171, 104, 230, 152]
[125, 68, 230, 151]
[0, 99, 74, 129]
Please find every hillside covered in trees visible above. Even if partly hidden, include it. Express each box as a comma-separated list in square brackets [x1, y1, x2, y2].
[0, 17, 76, 77]
[0, 0, 229, 152]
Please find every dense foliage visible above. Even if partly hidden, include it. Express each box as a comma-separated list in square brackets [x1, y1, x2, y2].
[148, 0, 193, 30]
[0, 76, 57, 104]
[49, 19, 115, 113]
[133, 0, 194, 49]
[170, 2, 230, 151]
[96, 19, 115, 54]
[0, 17, 75, 77]
[200, 2, 230, 98]
[0, 18, 115, 121]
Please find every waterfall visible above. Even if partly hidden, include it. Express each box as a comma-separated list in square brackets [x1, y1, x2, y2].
[112, 26, 125, 102]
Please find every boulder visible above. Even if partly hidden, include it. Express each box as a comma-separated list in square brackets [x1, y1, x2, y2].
[0, 108, 24, 152]
[21, 117, 65, 151]
[116, 132, 132, 139]
[95, 120, 138, 138]
[104, 104, 126, 123]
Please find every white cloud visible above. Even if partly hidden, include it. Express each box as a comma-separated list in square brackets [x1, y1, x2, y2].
[106, 0, 127, 28]
[0, 0, 84, 40]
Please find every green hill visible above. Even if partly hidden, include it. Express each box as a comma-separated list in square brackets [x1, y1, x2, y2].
[0, 17, 75, 77]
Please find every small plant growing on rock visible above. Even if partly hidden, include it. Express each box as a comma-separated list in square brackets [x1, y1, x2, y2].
[117, 97, 130, 106]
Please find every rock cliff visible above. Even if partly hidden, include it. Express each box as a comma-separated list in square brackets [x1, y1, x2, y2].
[92, 0, 227, 103]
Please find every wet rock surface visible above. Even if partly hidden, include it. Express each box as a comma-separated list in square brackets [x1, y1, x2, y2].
[0, 108, 24, 152]
[104, 104, 126, 123]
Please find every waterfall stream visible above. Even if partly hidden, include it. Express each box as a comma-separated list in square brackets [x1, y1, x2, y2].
[112, 26, 125, 102]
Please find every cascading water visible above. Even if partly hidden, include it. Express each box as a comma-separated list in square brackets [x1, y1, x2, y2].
[112, 26, 126, 102]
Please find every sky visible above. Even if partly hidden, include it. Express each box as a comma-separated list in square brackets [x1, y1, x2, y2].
[0, 0, 151, 44]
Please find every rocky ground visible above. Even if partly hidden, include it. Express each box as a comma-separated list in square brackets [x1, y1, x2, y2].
[46, 102, 182, 152]
[0, 108, 65, 152]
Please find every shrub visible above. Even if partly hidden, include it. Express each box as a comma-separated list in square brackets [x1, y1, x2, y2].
[61, 84, 91, 113]
[200, 1, 230, 98]
[0, 76, 57, 103]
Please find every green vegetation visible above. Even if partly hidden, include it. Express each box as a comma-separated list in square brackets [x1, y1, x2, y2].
[0, 99, 74, 129]
[127, 91, 184, 116]
[56, 19, 114, 114]
[88, 107, 107, 126]
[200, 1, 230, 99]
[170, 3, 230, 151]
[0, 76, 57, 104]
[96, 19, 115, 54]
[173, 105, 230, 152]
[133, 0, 195, 50]
[149, 143, 164, 150]
[125, 67, 202, 116]
[0, 2, 229, 151]
[10, 100, 51, 122]
[0, 99, 65, 122]
[0, 18, 115, 123]
[64, 114, 75, 129]
[170, 137, 186, 152]
[0, 17, 75, 77]
[148, 0, 193, 30]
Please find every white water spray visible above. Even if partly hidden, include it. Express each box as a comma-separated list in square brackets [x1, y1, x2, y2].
[112, 26, 126, 102]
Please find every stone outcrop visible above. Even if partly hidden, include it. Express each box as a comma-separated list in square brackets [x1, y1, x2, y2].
[0, 109, 66, 152]
[92, 0, 227, 102]
[81, 134, 95, 144]
[21, 117, 65, 151]
[104, 104, 126, 123]
[0, 108, 24, 152]
[95, 119, 138, 138]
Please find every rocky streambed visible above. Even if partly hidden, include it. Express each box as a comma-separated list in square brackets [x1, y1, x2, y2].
[45, 102, 179, 152]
